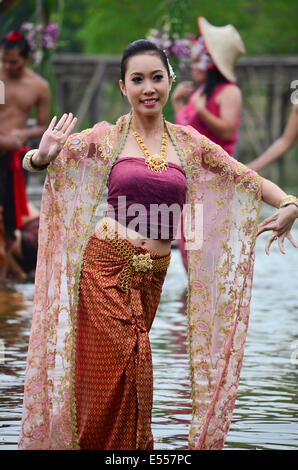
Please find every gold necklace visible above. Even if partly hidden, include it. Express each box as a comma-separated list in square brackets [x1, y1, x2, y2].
[132, 123, 168, 173]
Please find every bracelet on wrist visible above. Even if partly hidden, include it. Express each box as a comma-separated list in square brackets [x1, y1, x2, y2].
[23, 149, 50, 172]
[278, 195, 298, 209]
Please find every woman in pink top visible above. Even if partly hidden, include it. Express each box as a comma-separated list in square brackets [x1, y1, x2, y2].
[172, 17, 244, 156]
[172, 17, 245, 269]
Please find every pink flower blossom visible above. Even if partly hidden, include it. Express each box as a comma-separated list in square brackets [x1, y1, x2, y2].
[20, 22, 59, 54]
[146, 27, 192, 71]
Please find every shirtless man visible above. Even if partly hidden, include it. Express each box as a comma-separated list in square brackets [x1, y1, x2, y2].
[0, 31, 50, 279]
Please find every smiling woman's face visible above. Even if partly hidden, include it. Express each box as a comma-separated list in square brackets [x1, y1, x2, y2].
[119, 52, 172, 117]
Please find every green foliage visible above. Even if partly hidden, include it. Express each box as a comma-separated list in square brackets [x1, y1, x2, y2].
[68, 0, 298, 55]
[1, 0, 297, 55]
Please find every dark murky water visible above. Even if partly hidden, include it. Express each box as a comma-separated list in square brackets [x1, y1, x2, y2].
[0, 206, 297, 450]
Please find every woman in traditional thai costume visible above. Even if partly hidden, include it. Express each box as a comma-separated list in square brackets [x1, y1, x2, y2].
[18, 39, 298, 451]
[172, 17, 245, 270]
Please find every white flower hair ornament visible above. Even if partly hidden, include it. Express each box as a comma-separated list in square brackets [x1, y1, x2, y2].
[163, 52, 176, 82]
[168, 59, 176, 82]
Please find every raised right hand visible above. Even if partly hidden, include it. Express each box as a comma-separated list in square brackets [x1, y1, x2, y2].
[34, 113, 77, 166]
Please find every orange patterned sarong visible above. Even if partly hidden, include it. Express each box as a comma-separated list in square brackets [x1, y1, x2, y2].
[74, 229, 170, 450]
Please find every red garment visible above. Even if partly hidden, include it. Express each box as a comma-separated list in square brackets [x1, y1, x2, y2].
[175, 83, 240, 155]
[8, 146, 29, 229]
[74, 233, 169, 449]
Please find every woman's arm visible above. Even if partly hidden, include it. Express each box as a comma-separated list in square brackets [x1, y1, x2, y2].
[192, 85, 242, 140]
[248, 104, 298, 171]
[260, 176, 288, 208]
[257, 177, 298, 254]
[193, 127, 297, 256]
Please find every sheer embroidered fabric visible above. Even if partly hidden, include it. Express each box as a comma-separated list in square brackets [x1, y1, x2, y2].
[18, 114, 261, 450]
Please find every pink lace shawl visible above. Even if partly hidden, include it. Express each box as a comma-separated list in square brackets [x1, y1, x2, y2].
[18, 113, 261, 450]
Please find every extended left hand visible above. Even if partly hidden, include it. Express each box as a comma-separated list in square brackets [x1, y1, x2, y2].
[256, 205, 298, 255]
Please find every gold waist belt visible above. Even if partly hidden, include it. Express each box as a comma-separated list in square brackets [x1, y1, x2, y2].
[96, 220, 171, 293]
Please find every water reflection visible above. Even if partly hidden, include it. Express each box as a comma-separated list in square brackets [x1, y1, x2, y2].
[151, 275, 191, 449]
[226, 208, 298, 450]
[0, 284, 34, 449]
[0, 207, 297, 450]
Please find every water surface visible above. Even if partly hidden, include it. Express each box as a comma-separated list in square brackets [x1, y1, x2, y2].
[0, 207, 297, 450]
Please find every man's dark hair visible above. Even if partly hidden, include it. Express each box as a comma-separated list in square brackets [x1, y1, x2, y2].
[1, 32, 31, 58]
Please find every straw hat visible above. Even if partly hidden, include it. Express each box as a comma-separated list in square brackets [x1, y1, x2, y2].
[197, 16, 245, 82]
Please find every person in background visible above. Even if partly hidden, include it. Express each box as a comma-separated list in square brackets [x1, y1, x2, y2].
[0, 31, 50, 280]
[172, 17, 244, 156]
[6, 203, 39, 281]
[248, 103, 298, 171]
[172, 17, 245, 270]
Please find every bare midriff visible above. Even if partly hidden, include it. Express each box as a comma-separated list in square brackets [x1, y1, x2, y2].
[95, 217, 171, 256]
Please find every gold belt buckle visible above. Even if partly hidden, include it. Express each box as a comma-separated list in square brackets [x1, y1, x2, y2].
[132, 253, 153, 272]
